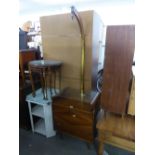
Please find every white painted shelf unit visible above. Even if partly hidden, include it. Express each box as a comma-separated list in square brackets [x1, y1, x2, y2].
[26, 88, 56, 138]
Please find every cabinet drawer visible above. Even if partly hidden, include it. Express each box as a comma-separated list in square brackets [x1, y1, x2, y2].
[53, 104, 93, 125]
[53, 103, 93, 114]
[53, 98, 92, 112]
[55, 121, 94, 142]
[53, 108, 94, 142]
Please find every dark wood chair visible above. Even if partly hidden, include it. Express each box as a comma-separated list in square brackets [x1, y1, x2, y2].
[19, 49, 41, 87]
[19, 49, 41, 129]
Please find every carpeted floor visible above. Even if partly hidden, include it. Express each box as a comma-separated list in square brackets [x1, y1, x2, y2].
[19, 128, 134, 155]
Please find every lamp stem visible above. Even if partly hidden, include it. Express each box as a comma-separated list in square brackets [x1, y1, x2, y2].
[71, 6, 85, 96]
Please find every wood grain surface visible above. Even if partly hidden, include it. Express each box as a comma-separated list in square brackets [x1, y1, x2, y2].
[101, 25, 135, 114]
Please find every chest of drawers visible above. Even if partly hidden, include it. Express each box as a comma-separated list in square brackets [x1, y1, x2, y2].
[52, 88, 100, 143]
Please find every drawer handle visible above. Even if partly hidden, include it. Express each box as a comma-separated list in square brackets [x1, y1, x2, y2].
[69, 105, 74, 109]
[72, 114, 76, 118]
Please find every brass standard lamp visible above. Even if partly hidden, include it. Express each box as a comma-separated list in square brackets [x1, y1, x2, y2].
[71, 6, 85, 96]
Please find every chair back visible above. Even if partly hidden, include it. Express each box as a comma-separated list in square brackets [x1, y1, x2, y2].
[19, 50, 37, 85]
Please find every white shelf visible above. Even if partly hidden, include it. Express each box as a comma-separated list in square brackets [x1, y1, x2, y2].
[32, 105, 44, 118]
[26, 88, 56, 138]
[34, 119, 46, 135]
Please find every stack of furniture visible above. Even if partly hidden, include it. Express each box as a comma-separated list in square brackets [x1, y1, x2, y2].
[26, 60, 63, 137]
[97, 25, 135, 155]
[40, 10, 104, 143]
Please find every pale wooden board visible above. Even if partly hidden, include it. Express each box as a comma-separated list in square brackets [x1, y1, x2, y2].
[40, 10, 103, 91]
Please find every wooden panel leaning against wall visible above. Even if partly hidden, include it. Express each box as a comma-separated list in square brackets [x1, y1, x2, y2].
[101, 25, 135, 115]
[40, 10, 104, 91]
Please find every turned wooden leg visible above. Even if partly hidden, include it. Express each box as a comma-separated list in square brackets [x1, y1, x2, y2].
[59, 67, 61, 92]
[49, 68, 53, 94]
[42, 68, 48, 100]
[98, 141, 104, 155]
[40, 71, 45, 97]
[29, 66, 36, 97]
[44, 68, 48, 100]
[53, 70, 56, 94]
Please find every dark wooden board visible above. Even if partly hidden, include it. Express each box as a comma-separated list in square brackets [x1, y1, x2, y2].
[101, 25, 135, 114]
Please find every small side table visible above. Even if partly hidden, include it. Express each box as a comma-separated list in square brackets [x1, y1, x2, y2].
[26, 88, 56, 138]
[28, 60, 62, 100]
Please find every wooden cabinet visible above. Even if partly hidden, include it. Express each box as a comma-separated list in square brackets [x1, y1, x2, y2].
[101, 25, 135, 115]
[52, 88, 99, 143]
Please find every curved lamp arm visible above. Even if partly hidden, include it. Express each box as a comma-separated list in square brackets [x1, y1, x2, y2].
[71, 6, 85, 40]
[71, 6, 85, 96]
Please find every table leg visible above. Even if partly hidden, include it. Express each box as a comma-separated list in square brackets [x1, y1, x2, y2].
[40, 70, 45, 97]
[43, 68, 48, 100]
[49, 68, 53, 95]
[29, 66, 36, 97]
[53, 70, 56, 94]
[59, 67, 61, 92]
[45, 69, 48, 99]
[98, 141, 104, 155]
